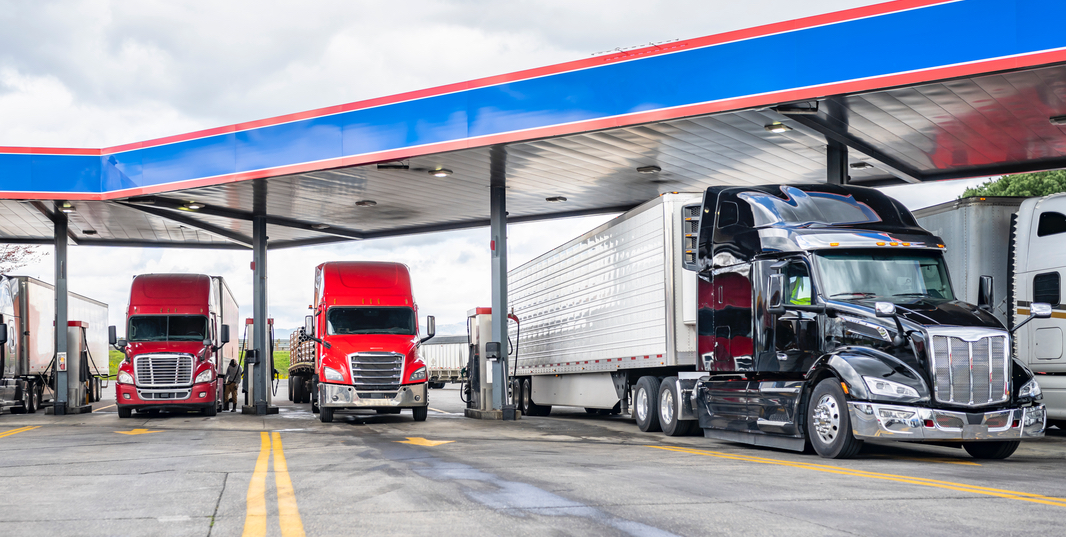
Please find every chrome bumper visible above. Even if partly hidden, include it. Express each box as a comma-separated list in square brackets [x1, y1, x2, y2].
[319, 382, 427, 408]
[848, 402, 1046, 441]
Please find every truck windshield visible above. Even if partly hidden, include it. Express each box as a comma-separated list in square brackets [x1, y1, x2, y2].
[327, 307, 415, 336]
[814, 251, 955, 302]
[128, 315, 209, 342]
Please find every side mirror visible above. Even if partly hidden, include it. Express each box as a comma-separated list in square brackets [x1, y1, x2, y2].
[421, 315, 436, 343]
[221, 324, 230, 345]
[874, 302, 897, 318]
[1013, 302, 1053, 334]
[978, 275, 994, 311]
[116, 339, 127, 350]
[108, 325, 117, 346]
[0, 323, 7, 344]
[304, 315, 314, 336]
[767, 274, 785, 315]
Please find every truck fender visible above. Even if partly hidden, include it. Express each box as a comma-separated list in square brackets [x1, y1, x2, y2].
[1011, 359, 1038, 400]
[806, 347, 930, 403]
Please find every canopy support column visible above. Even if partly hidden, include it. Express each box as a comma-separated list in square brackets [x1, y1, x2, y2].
[827, 139, 848, 185]
[490, 146, 511, 416]
[250, 215, 274, 415]
[52, 205, 68, 415]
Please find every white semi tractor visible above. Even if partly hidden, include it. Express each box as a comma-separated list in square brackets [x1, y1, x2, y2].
[0, 276, 109, 413]
[915, 193, 1066, 427]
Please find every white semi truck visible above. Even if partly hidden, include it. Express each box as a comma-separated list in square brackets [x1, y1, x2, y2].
[0, 276, 109, 413]
[915, 193, 1066, 427]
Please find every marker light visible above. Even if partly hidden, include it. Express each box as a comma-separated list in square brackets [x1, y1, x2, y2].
[429, 168, 453, 177]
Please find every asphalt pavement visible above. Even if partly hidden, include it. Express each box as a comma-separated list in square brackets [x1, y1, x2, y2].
[2, 381, 1065, 536]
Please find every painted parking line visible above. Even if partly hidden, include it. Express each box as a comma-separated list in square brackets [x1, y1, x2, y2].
[428, 407, 449, 414]
[242, 432, 306, 537]
[96, 404, 116, 411]
[0, 426, 40, 439]
[868, 454, 981, 466]
[651, 445, 1066, 508]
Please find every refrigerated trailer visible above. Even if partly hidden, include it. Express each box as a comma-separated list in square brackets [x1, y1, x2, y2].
[0, 276, 109, 413]
[915, 193, 1066, 426]
[420, 335, 466, 388]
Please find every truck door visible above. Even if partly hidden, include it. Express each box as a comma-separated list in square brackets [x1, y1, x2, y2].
[773, 259, 821, 373]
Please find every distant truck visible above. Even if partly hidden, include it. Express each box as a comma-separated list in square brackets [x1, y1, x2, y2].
[510, 187, 1048, 459]
[110, 274, 238, 418]
[0, 276, 109, 413]
[915, 193, 1066, 427]
[420, 335, 466, 388]
[291, 262, 434, 423]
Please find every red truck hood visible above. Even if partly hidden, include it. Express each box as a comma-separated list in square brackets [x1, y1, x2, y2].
[323, 334, 417, 356]
[126, 341, 208, 358]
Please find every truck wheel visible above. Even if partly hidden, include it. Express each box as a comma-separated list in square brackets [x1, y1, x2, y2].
[963, 441, 1020, 459]
[659, 377, 693, 437]
[202, 404, 217, 417]
[320, 406, 334, 423]
[293, 379, 304, 404]
[634, 376, 662, 433]
[118, 406, 132, 418]
[520, 379, 532, 415]
[26, 384, 37, 414]
[288, 377, 294, 402]
[807, 378, 862, 459]
[413, 406, 428, 422]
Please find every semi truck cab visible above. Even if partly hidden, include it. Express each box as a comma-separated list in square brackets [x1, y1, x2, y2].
[683, 184, 1049, 459]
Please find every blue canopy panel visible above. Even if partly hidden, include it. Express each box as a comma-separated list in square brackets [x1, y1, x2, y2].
[1, 0, 1064, 201]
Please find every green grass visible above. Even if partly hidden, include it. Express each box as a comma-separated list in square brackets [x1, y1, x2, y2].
[109, 348, 293, 379]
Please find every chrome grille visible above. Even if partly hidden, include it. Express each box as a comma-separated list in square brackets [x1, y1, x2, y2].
[349, 352, 403, 392]
[928, 329, 1009, 407]
[134, 354, 194, 387]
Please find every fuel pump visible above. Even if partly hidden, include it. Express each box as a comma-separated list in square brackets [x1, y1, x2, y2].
[463, 307, 519, 419]
[241, 317, 277, 414]
[63, 321, 92, 414]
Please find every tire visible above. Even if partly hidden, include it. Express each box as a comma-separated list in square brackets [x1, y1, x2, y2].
[288, 377, 294, 402]
[320, 405, 334, 423]
[585, 408, 599, 414]
[412, 406, 428, 422]
[634, 376, 662, 433]
[659, 377, 694, 437]
[520, 379, 532, 415]
[807, 378, 863, 459]
[963, 441, 1021, 460]
[118, 406, 132, 418]
[26, 384, 37, 414]
[11, 384, 31, 414]
[293, 378, 304, 404]
[202, 404, 217, 417]
[96, 378, 103, 402]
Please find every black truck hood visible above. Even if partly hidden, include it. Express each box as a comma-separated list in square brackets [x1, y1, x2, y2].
[854, 298, 1004, 329]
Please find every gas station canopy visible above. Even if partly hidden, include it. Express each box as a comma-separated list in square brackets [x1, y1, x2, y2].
[2, 0, 1066, 249]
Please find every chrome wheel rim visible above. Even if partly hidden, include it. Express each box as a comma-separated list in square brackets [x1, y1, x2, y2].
[636, 388, 649, 422]
[660, 389, 675, 425]
[522, 382, 530, 409]
[812, 393, 841, 445]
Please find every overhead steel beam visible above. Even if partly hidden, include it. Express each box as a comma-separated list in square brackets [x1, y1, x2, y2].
[0, 237, 53, 245]
[78, 239, 248, 250]
[116, 202, 254, 248]
[29, 202, 79, 245]
[786, 113, 923, 184]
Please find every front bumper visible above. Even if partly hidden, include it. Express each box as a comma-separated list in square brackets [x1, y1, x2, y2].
[116, 381, 216, 410]
[319, 382, 427, 408]
[849, 402, 1046, 441]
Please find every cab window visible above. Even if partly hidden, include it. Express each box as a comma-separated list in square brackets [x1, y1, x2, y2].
[784, 262, 812, 305]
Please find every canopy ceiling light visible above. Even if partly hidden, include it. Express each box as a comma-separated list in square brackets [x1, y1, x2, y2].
[1051, 115, 1066, 126]
[849, 162, 875, 170]
[83, 229, 97, 235]
[181, 202, 204, 211]
[429, 168, 453, 177]
[311, 224, 331, 230]
[636, 165, 662, 174]
[59, 202, 75, 213]
[763, 122, 792, 133]
[545, 196, 568, 203]
[774, 102, 819, 115]
[355, 200, 378, 207]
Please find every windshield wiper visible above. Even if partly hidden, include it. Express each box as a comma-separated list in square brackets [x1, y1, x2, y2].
[892, 293, 929, 297]
[830, 292, 877, 298]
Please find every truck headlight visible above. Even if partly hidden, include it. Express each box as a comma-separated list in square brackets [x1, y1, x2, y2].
[117, 371, 134, 385]
[409, 366, 427, 382]
[1019, 378, 1042, 400]
[863, 376, 920, 399]
[323, 366, 345, 382]
[195, 369, 214, 384]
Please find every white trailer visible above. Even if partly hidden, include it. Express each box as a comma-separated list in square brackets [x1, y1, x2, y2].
[509, 193, 701, 419]
[420, 335, 466, 388]
[0, 276, 109, 413]
[915, 193, 1066, 425]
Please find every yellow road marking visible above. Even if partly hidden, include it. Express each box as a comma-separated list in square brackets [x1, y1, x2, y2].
[0, 426, 40, 439]
[114, 429, 162, 435]
[651, 445, 1066, 508]
[242, 432, 271, 537]
[96, 404, 116, 411]
[395, 437, 454, 447]
[869, 454, 981, 466]
[271, 432, 306, 537]
[428, 407, 449, 414]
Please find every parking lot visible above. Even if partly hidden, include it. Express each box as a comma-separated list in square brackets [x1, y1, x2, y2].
[0, 382, 1064, 536]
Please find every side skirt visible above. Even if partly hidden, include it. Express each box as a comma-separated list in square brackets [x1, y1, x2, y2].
[702, 427, 807, 452]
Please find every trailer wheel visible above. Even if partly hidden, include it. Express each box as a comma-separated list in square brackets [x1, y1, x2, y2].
[292, 378, 304, 404]
[659, 377, 693, 437]
[287, 377, 294, 402]
[520, 378, 532, 415]
[320, 406, 334, 423]
[634, 376, 662, 432]
[413, 406, 428, 422]
[807, 378, 862, 459]
[118, 406, 132, 418]
[963, 441, 1020, 459]
[202, 404, 217, 417]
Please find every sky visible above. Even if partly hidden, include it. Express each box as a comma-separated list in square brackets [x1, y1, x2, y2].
[0, 0, 988, 336]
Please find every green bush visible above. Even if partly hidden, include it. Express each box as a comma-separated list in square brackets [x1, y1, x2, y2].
[962, 170, 1066, 198]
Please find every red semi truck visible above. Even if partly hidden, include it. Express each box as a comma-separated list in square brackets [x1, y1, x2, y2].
[292, 261, 434, 423]
[110, 274, 238, 418]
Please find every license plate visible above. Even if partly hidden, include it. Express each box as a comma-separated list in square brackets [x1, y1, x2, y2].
[962, 424, 988, 439]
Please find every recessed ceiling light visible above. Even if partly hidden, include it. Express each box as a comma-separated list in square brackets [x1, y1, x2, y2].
[311, 224, 331, 230]
[83, 229, 97, 235]
[1051, 116, 1066, 126]
[849, 162, 875, 170]
[59, 202, 75, 213]
[429, 168, 453, 177]
[545, 196, 568, 203]
[182, 202, 203, 210]
[763, 122, 792, 133]
[636, 165, 661, 174]
[355, 200, 377, 207]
